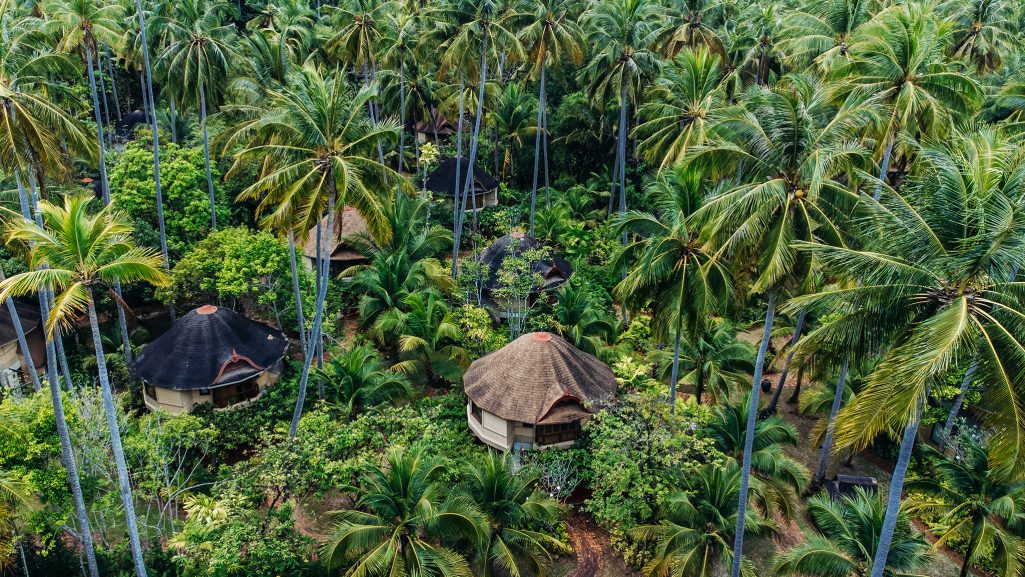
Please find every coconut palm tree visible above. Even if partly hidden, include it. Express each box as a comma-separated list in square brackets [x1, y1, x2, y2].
[350, 252, 453, 345]
[582, 0, 662, 242]
[837, 1, 983, 199]
[616, 167, 729, 412]
[43, 0, 123, 204]
[687, 74, 877, 577]
[908, 439, 1025, 577]
[632, 460, 777, 577]
[488, 83, 536, 181]
[520, 0, 584, 229]
[377, 291, 468, 386]
[434, 0, 526, 275]
[706, 392, 809, 517]
[774, 490, 931, 577]
[635, 47, 726, 170]
[315, 343, 413, 419]
[777, 0, 879, 72]
[649, 318, 754, 404]
[789, 128, 1025, 577]
[347, 191, 452, 263]
[659, 0, 724, 57]
[159, 0, 236, 230]
[940, 0, 1016, 74]
[322, 446, 481, 577]
[229, 64, 399, 439]
[460, 452, 563, 577]
[0, 193, 169, 577]
[550, 283, 616, 356]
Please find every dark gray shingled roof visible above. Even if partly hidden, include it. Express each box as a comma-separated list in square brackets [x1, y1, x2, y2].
[132, 305, 287, 390]
[424, 157, 499, 196]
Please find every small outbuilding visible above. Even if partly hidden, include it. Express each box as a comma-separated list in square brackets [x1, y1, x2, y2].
[479, 232, 573, 295]
[134, 305, 288, 414]
[424, 157, 499, 210]
[414, 109, 460, 143]
[303, 207, 370, 277]
[0, 301, 46, 389]
[464, 332, 617, 451]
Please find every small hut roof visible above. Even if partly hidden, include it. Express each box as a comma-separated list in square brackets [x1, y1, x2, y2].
[414, 109, 459, 136]
[133, 305, 287, 390]
[0, 301, 41, 345]
[114, 111, 148, 140]
[479, 232, 573, 292]
[424, 157, 499, 196]
[463, 332, 617, 424]
[302, 208, 371, 262]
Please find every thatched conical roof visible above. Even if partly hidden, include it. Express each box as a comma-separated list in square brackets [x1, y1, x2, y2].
[0, 300, 40, 346]
[424, 157, 499, 197]
[133, 306, 287, 390]
[463, 332, 617, 424]
[302, 207, 371, 262]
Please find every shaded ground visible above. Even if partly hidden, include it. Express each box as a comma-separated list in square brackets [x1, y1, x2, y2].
[552, 512, 640, 577]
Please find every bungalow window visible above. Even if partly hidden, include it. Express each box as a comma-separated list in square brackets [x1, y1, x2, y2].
[212, 378, 261, 408]
[471, 402, 483, 423]
[144, 382, 157, 401]
[536, 420, 582, 446]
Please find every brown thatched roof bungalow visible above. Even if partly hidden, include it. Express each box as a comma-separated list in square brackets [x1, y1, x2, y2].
[0, 301, 46, 390]
[414, 109, 460, 142]
[302, 207, 371, 277]
[464, 332, 617, 451]
[134, 305, 287, 414]
[424, 157, 499, 210]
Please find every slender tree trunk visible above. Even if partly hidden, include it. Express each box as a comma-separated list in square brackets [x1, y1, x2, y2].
[169, 98, 177, 144]
[18, 540, 28, 577]
[106, 47, 121, 122]
[140, 72, 150, 128]
[450, 75, 466, 279]
[764, 307, 806, 415]
[813, 356, 849, 487]
[200, 84, 217, 230]
[398, 54, 406, 173]
[86, 289, 148, 577]
[730, 290, 777, 577]
[529, 65, 545, 236]
[133, 0, 172, 320]
[873, 132, 895, 201]
[616, 84, 629, 324]
[938, 360, 978, 450]
[959, 524, 980, 577]
[0, 269, 41, 391]
[45, 340, 100, 577]
[757, 41, 769, 85]
[84, 41, 110, 205]
[668, 327, 682, 413]
[289, 188, 337, 439]
[97, 56, 113, 149]
[868, 400, 922, 577]
[287, 231, 308, 358]
[455, 38, 489, 276]
[542, 89, 550, 207]
[788, 362, 805, 404]
[55, 332, 73, 392]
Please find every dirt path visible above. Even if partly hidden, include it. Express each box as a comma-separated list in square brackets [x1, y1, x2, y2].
[566, 516, 604, 577]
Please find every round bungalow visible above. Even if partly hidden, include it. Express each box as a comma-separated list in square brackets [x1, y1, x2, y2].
[464, 332, 617, 451]
[134, 305, 288, 414]
[424, 157, 499, 210]
[302, 207, 370, 278]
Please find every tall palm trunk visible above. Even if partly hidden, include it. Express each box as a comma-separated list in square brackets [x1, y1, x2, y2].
[873, 132, 895, 201]
[730, 289, 776, 577]
[0, 269, 40, 391]
[764, 307, 806, 415]
[287, 231, 308, 358]
[455, 39, 489, 275]
[398, 54, 406, 173]
[868, 400, 922, 577]
[813, 356, 849, 486]
[199, 84, 217, 230]
[133, 0, 172, 320]
[44, 339, 100, 577]
[106, 47, 121, 122]
[668, 327, 682, 413]
[85, 288, 148, 577]
[97, 57, 113, 149]
[788, 362, 805, 404]
[938, 360, 977, 450]
[289, 188, 337, 439]
[83, 39, 110, 204]
[450, 74, 466, 279]
[542, 88, 550, 207]
[529, 65, 545, 235]
[616, 84, 629, 324]
[169, 98, 177, 144]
